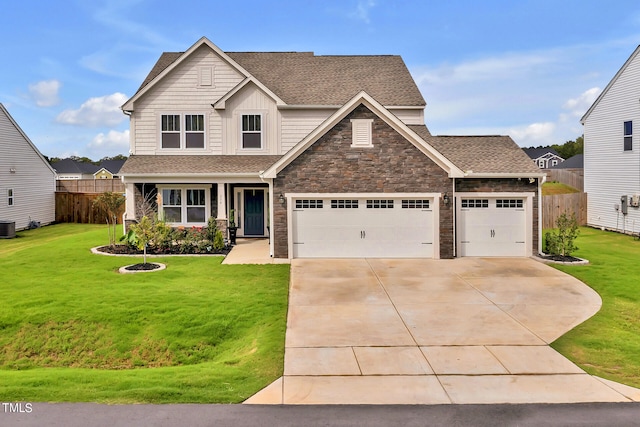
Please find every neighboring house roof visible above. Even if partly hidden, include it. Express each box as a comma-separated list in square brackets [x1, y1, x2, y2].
[410, 128, 543, 176]
[581, 45, 640, 124]
[98, 159, 126, 174]
[132, 37, 425, 108]
[119, 155, 282, 176]
[522, 147, 562, 160]
[0, 103, 56, 176]
[51, 159, 99, 174]
[550, 154, 583, 169]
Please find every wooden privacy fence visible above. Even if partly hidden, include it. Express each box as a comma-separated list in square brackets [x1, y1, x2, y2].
[55, 192, 124, 224]
[56, 179, 125, 193]
[543, 169, 584, 191]
[542, 192, 587, 230]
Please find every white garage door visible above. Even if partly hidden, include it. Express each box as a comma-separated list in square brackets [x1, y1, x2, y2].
[292, 197, 434, 258]
[458, 198, 527, 257]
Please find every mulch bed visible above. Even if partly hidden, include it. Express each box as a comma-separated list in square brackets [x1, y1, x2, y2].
[124, 263, 162, 271]
[96, 244, 230, 256]
[537, 254, 583, 263]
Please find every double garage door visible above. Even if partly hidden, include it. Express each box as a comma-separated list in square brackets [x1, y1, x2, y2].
[457, 197, 527, 257]
[292, 197, 435, 258]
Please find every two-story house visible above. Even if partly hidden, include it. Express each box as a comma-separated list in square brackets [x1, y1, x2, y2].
[522, 147, 564, 169]
[0, 103, 56, 231]
[581, 45, 640, 234]
[119, 37, 543, 259]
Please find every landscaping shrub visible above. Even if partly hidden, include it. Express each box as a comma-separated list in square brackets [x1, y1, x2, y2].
[545, 212, 580, 256]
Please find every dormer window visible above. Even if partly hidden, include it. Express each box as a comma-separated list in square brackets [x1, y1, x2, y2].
[242, 114, 262, 149]
[350, 119, 373, 147]
[160, 113, 206, 149]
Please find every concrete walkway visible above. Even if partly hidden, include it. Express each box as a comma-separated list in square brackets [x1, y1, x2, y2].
[222, 238, 289, 265]
[245, 257, 640, 404]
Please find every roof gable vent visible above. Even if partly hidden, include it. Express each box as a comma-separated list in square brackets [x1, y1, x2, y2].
[350, 119, 373, 148]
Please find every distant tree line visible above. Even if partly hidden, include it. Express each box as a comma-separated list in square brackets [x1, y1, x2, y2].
[527, 135, 583, 160]
[44, 154, 128, 165]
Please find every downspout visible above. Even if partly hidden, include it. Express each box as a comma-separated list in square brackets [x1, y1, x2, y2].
[538, 174, 546, 255]
[452, 177, 456, 258]
[260, 173, 275, 258]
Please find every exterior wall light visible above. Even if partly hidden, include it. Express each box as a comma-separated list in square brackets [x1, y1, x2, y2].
[279, 193, 285, 205]
[9, 168, 16, 173]
[443, 193, 450, 205]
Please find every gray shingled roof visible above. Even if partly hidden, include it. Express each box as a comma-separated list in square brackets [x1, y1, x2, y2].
[409, 126, 541, 175]
[119, 155, 282, 175]
[137, 51, 425, 107]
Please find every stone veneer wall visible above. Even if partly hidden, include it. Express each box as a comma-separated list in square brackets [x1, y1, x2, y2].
[272, 104, 454, 258]
[455, 178, 540, 254]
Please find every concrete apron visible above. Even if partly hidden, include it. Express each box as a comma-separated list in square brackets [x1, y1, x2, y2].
[245, 258, 640, 405]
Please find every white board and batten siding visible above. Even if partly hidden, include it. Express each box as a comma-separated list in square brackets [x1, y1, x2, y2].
[583, 47, 640, 233]
[0, 105, 56, 230]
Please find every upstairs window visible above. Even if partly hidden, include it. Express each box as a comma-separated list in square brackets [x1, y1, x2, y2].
[161, 115, 181, 149]
[242, 114, 262, 149]
[161, 114, 205, 149]
[624, 121, 633, 151]
[185, 114, 205, 148]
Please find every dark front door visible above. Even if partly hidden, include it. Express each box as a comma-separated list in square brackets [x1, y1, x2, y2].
[244, 190, 264, 236]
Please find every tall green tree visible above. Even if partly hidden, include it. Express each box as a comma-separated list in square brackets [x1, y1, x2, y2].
[552, 135, 583, 159]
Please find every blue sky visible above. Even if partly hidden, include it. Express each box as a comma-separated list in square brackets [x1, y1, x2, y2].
[1, 0, 640, 160]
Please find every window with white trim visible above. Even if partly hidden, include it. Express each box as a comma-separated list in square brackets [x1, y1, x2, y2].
[296, 199, 323, 209]
[331, 199, 358, 209]
[461, 199, 488, 208]
[7, 189, 14, 206]
[159, 186, 211, 225]
[242, 114, 262, 149]
[160, 113, 206, 149]
[624, 121, 633, 151]
[367, 199, 393, 209]
[496, 199, 523, 209]
[402, 199, 429, 209]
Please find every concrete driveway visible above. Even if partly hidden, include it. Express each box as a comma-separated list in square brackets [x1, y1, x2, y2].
[246, 258, 640, 404]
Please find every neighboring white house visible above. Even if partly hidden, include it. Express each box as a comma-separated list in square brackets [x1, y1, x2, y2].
[0, 103, 56, 230]
[581, 45, 640, 234]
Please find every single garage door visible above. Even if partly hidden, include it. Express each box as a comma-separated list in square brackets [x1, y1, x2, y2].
[292, 197, 434, 258]
[458, 197, 527, 256]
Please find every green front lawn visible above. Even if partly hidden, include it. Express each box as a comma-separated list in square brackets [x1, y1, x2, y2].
[551, 227, 640, 388]
[0, 224, 289, 403]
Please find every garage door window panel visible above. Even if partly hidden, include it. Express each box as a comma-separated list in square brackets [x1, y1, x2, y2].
[331, 199, 358, 209]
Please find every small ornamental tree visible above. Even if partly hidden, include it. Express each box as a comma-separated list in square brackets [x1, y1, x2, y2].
[129, 215, 154, 264]
[93, 192, 125, 247]
[545, 212, 580, 257]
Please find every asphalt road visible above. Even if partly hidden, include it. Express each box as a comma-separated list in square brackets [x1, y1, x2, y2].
[4, 403, 640, 427]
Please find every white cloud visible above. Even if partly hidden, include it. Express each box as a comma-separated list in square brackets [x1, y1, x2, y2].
[56, 93, 128, 127]
[28, 80, 61, 107]
[508, 122, 556, 146]
[350, 0, 376, 23]
[88, 129, 130, 153]
[562, 87, 601, 119]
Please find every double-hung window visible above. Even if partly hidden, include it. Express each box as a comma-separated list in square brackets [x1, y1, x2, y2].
[624, 121, 633, 151]
[161, 114, 205, 149]
[7, 189, 14, 206]
[242, 114, 262, 149]
[159, 186, 211, 225]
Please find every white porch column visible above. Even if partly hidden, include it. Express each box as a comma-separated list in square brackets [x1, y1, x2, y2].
[216, 182, 227, 220]
[124, 182, 136, 221]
